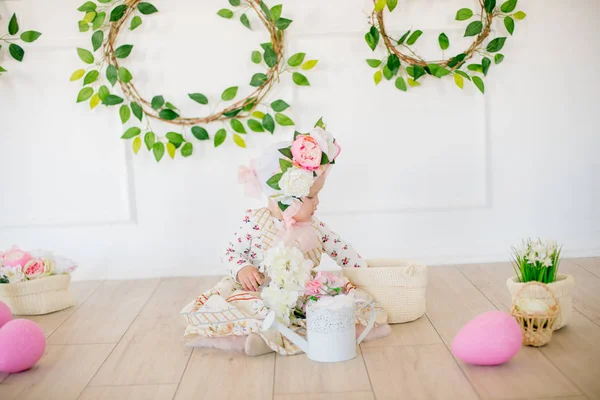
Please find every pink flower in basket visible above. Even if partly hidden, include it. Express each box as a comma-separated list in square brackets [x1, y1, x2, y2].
[1, 246, 32, 268]
[23, 259, 45, 280]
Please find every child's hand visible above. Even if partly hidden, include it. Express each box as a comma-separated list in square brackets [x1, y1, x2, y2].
[237, 265, 263, 292]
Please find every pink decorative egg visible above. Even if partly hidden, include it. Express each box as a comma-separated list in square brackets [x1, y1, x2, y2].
[0, 319, 46, 373]
[0, 301, 12, 329]
[452, 311, 522, 366]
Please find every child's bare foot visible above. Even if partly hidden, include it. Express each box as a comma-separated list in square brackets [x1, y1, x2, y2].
[245, 333, 274, 356]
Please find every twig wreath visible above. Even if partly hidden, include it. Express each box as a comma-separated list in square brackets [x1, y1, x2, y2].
[365, 0, 526, 93]
[0, 14, 42, 76]
[71, 0, 318, 161]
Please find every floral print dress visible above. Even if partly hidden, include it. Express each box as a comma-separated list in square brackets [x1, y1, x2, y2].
[180, 208, 388, 355]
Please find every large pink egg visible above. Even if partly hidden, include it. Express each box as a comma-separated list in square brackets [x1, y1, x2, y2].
[452, 311, 522, 366]
[0, 319, 46, 373]
[0, 301, 12, 329]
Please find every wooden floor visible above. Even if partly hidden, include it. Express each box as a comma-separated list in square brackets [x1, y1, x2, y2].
[1, 258, 600, 400]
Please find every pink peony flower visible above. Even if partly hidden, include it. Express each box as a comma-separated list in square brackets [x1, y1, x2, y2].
[305, 279, 324, 296]
[23, 259, 45, 280]
[2, 246, 32, 268]
[291, 135, 322, 171]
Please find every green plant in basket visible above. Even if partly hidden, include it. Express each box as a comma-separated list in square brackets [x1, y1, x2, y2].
[510, 238, 562, 284]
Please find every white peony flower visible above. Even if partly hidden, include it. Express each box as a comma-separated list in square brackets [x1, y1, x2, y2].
[278, 167, 314, 198]
[0, 265, 25, 283]
[262, 285, 300, 326]
[516, 298, 550, 315]
[309, 127, 340, 161]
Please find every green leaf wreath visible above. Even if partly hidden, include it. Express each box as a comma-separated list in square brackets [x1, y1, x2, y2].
[71, 0, 318, 162]
[0, 13, 42, 76]
[366, 0, 526, 93]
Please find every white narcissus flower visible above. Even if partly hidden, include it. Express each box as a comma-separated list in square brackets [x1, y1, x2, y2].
[0, 265, 25, 283]
[516, 298, 550, 315]
[309, 127, 341, 161]
[278, 167, 313, 198]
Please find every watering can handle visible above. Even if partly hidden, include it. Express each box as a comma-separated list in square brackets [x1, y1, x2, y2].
[355, 299, 377, 345]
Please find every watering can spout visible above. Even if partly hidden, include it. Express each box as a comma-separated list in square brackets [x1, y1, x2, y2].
[262, 311, 309, 354]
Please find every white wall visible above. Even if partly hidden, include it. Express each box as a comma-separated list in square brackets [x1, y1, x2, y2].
[1, 0, 599, 280]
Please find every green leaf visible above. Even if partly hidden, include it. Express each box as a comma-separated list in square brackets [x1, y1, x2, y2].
[275, 113, 294, 126]
[454, 73, 464, 89]
[119, 105, 131, 123]
[387, 0, 398, 11]
[447, 53, 467, 69]
[0, 66, 7, 73]
[240, 13, 251, 29]
[271, 4, 282, 20]
[366, 59, 381, 68]
[387, 54, 400, 75]
[122, 127, 141, 139]
[78, 2, 97, 12]
[438, 33, 449, 50]
[118, 67, 133, 83]
[514, 11, 526, 20]
[468, 64, 483, 73]
[375, 0, 386, 12]
[181, 142, 193, 157]
[267, 173, 283, 190]
[472, 76, 485, 93]
[77, 48, 94, 64]
[395, 76, 407, 91]
[247, 119, 265, 132]
[484, 0, 496, 13]
[233, 134, 246, 148]
[231, 119, 246, 134]
[9, 43, 25, 62]
[251, 51, 261, 64]
[105, 64, 117, 86]
[407, 78, 420, 87]
[262, 114, 275, 134]
[114, 44, 133, 58]
[486, 37, 506, 53]
[192, 126, 209, 140]
[259, 1, 272, 20]
[188, 93, 208, 105]
[464, 21, 483, 37]
[70, 69, 86, 81]
[138, 2, 158, 14]
[92, 30, 104, 51]
[131, 102, 143, 121]
[482, 57, 491, 76]
[132, 137, 142, 154]
[144, 132, 156, 150]
[501, 0, 517, 12]
[229, 0, 242, 6]
[110, 5, 127, 22]
[221, 86, 238, 101]
[397, 30, 411, 45]
[374, 70, 382, 85]
[288, 52, 306, 67]
[413, 65, 426, 81]
[504, 16, 515, 35]
[90, 94, 100, 109]
[166, 102, 177, 110]
[103, 95, 124, 105]
[223, 108, 242, 118]
[279, 147, 293, 159]
[8, 14, 19, 35]
[79, 21, 90, 32]
[130, 16, 143, 31]
[275, 18, 292, 30]
[455, 8, 473, 21]
[271, 100, 290, 112]
[428, 64, 451, 78]
[365, 26, 379, 51]
[83, 70, 99, 85]
[217, 9, 234, 19]
[98, 85, 110, 101]
[252, 111, 265, 119]
[214, 129, 227, 147]
[150, 95, 164, 110]
[77, 87, 94, 103]
[83, 11, 96, 24]
[250, 73, 268, 87]
[382, 65, 393, 80]
[494, 53, 505, 64]
[292, 72, 310, 86]
[166, 132, 184, 145]
[93, 12, 106, 30]
[159, 109, 179, 120]
[455, 70, 472, 81]
[279, 158, 292, 173]
[167, 143, 177, 159]
[406, 30, 423, 45]
[21, 31, 42, 43]
[153, 142, 165, 162]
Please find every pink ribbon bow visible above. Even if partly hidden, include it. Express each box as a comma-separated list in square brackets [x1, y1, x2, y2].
[277, 199, 320, 253]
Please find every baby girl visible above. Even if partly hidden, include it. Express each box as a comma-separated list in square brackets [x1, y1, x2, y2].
[180, 120, 389, 356]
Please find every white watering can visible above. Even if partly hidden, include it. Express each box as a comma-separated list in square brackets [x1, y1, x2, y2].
[262, 294, 376, 363]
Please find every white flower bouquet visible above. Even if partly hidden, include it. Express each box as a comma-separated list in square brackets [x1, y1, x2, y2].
[510, 238, 562, 284]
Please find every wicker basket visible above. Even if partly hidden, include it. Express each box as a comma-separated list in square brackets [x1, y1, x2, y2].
[0, 275, 74, 315]
[343, 259, 427, 324]
[510, 281, 560, 347]
[507, 274, 574, 330]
